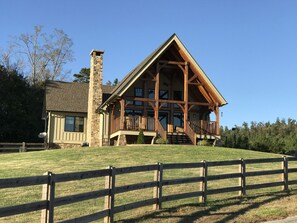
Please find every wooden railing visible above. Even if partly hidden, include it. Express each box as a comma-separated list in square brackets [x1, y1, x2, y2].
[190, 120, 217, 135]
[156, 119, 166, 140]
[111, 116, 155, 134]
[0, 142, 46, 152]
[1, 157, 297, 222]
[186, 121, 197, 145]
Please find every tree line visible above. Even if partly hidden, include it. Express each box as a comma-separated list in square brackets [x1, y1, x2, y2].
[0, 65, 44, 142]
[220, 118, 297, 155]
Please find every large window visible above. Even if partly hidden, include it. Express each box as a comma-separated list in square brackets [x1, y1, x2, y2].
[134, 88, 143, 106]
[174, 91, 183, 108]
[159, 90, 168, 107]
[174, 112, 183, 129]
[65, 116, 84, 132]
[148, 89, 154, 99]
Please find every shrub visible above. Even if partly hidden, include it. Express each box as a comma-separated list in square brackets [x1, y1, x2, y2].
[199, 139, 211, 146]
[155, 137, 168, 144]
[137, 129, 145, 144]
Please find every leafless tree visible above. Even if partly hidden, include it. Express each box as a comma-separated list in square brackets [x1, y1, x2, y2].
[8, 25, 74, 84]
[0, 44, 24, 73]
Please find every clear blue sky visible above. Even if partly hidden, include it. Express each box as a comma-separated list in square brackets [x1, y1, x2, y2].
[1, 0, 297, 128]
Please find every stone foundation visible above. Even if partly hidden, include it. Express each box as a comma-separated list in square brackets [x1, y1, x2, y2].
[49, 143, 83, 149]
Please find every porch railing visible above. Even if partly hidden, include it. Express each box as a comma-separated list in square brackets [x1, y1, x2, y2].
[111, 116, 155, 134]
[186, 121, 197, 145]
[156, 119, 166, 140]
[189, 120, 217, 136]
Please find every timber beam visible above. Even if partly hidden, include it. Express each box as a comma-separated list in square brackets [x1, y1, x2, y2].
[124, 97, 215, 107]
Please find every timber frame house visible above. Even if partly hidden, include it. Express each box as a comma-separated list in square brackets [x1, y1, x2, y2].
[44, 34, 227, 148]
[98, 34, 227, 146]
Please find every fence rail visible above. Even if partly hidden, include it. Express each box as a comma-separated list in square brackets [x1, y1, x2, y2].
[0, 142, 46, 152]
[1, 157, 297, 222]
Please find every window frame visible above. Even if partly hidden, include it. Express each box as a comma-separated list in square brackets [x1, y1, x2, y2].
[64, 116, 84, 132]
[134, 88, 144, 106]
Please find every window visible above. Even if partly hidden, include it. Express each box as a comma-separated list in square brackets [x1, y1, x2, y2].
[134, 88, 143, 106]
[65, 116, 84, 132]
[148, 89, 154, 99]
[174, 91, 183, 108]
[159, 90, 168, 107]
[174, 112, 184, 129]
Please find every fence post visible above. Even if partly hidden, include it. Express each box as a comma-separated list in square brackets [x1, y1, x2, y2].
[153, 162, 163, 210]
[199, 160, 208, 204]
[282, 156, 289, 192]
[19, 142, 26, 152]
[40, 172, 55, 223]
[239, 158, 246, 196]
[104, 166, 115, 223]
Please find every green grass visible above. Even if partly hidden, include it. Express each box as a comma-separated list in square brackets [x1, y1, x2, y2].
[0, 145, 284, 178]
[1, 145, 297, 222]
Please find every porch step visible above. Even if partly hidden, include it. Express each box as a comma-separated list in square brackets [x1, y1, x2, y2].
[167, 133, 192, 145]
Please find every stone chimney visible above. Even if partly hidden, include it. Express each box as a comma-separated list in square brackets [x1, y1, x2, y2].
[87, 50, 104, 147]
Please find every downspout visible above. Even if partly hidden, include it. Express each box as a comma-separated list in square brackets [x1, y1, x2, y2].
[47, 111, 51, 144]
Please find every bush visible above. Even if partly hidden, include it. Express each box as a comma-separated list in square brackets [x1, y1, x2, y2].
[137, 129, 145, 144]
[155, 137, 168, 144]
[199, 139, 211, 146]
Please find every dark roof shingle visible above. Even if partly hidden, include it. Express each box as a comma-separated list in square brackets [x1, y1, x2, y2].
[45, 81, 114, 113]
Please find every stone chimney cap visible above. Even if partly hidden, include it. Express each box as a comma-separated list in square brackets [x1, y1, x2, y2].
[90, 49, 104, 56]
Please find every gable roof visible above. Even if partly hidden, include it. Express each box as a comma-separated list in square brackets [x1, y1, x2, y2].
[45, 81, 114, 113]
[100, 33, 227, 109]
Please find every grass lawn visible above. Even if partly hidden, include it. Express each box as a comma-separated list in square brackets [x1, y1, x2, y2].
[1, 145, 297, 222]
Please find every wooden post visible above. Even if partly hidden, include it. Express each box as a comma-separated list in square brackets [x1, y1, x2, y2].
[239, 158, 246, 196]
[120, 99, 125, 130]
[154, 64, 160, 131]
[20, 142, 26, 152]
[104, 166, 116, 223]
[282, 156, 289, 192]
[215, 106, 220, 136]
[199, 160, 208, 204]
[41, 172, 55, 223]
[41, 172, 49, 223]
[153, 163, 163, 210]
[183, 63, 188, 132]
[111, 105, 115, 133]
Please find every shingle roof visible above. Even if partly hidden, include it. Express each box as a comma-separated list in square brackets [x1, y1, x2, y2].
[45, 81, 114, 113]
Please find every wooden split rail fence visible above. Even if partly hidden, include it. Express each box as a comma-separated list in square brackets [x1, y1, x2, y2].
[0, 142, 46, 152]
[1, 157, 297, 222]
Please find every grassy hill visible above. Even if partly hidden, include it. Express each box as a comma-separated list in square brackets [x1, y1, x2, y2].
[1, 145, 297, 223]
[0, 145, 283, 178]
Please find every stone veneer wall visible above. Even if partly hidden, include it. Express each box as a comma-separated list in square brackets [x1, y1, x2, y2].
[49, 143, 83, 149]
[87, 50, 104, 147]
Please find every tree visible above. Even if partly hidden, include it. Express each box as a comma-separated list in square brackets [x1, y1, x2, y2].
[113, 78, 118, 86]
[220, 118, 297, 155]
[105, 78, 119, 86]
[137, 129, 145, 144]
[9, 25, 74, 84]
[105, 80, 112, 86]
[73, 68, 90, 83]
[0, 65, 44, 142]
[0, 45, 24, 72]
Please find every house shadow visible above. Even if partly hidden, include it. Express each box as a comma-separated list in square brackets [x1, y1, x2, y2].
[116, 191, 292, 223]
